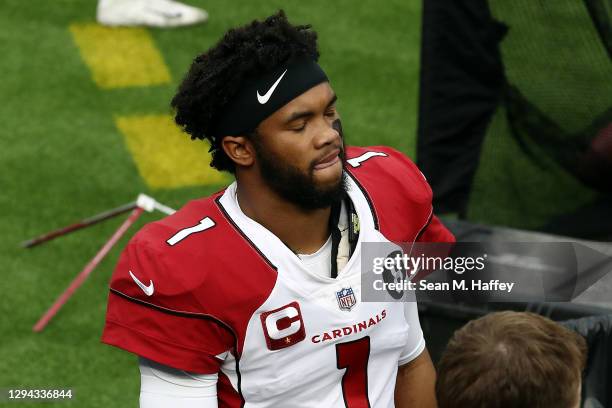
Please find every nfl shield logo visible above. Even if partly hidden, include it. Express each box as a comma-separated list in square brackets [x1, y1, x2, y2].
[336, 287, 357, 311]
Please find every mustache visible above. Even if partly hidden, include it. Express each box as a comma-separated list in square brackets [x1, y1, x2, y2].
[310, 146, 344, 170]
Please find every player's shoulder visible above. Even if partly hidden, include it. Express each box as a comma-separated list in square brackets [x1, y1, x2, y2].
[124, 188, 275, 281]
[345, 145, 431, 203]
[130, 191, 228, 255]
[112, 189, 274, 314]
[346, 145, 418, 169]
[344, 146, 433, 242]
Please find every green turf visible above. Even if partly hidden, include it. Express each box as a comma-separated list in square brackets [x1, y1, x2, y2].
[0, 1, 422, 406]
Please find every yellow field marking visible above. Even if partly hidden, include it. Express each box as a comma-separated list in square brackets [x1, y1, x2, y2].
[116, 114, 228, 189]
[69, 23, 171, 88]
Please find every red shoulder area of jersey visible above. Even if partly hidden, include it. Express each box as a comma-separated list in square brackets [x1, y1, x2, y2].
[345, 146, 433, 242]
[108, 189, 278, 347]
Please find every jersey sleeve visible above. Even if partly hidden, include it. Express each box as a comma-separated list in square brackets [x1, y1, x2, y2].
[397, 302, 426, 366]
[403, 154, 454, 244]
[101, 232, 234, 374]
[418, 214, 455, 243]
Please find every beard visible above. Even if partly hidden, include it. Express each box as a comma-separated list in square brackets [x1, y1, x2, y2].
[252, 120, 348, 211]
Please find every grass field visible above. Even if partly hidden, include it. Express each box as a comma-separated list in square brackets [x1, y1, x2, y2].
[0, 1, 422, 406]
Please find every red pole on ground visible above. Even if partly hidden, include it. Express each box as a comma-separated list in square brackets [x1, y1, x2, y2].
[32, 207, 144, 332]
[21, 201, 138, 249]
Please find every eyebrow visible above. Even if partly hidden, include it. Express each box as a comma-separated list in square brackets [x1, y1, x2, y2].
[284, 94, 338, 125]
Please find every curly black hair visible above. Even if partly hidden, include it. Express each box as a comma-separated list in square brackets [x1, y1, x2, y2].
[171, 10, 320, 173]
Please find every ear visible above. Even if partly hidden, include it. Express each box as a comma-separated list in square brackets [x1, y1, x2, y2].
[221, 135, 255, 168]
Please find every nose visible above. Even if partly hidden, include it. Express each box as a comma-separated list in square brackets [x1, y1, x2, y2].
[312, 117, 341, 149]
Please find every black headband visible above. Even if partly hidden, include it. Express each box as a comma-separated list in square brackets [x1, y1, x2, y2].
[210, 57, 328, 138]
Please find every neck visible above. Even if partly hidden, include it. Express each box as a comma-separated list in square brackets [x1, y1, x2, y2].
[235, 178, 331, 255]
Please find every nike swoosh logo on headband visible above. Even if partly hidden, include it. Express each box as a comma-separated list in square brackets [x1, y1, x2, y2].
[257, 69, 288, 104]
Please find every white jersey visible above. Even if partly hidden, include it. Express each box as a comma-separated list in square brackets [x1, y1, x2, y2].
[215, 182, 424, 407]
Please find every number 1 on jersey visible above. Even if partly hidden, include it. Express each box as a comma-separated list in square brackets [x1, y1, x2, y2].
[166, 217, 215, 246]
[346, 151, 388, 168]
[336, 336, 371, 408]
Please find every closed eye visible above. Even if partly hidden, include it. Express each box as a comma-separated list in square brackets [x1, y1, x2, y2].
[291, 122, 307, 132]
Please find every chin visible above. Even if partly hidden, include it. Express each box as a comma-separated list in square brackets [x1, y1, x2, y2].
[315, 169, 345, 197]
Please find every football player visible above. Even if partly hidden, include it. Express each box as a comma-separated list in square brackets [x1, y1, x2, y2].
[102, 10, 454, 407]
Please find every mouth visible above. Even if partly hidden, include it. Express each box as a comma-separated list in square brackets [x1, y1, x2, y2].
[313, 149, 341, 170]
